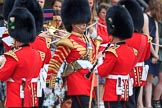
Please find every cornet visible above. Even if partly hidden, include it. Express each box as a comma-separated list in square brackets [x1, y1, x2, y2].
[43, 15, 70, 38]
[46, 26, 70, 38]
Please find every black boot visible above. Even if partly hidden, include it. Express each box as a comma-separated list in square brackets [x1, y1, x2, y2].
[153, 100, 161, 108]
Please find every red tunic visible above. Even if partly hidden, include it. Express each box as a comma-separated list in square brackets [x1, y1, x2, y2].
[47, 32, 96, 96]
[98, 43, 137, 101]
[30, 36, 52, 64]
[0, 46, 42, 107]
[126, 33, 151, 86]
[97, 18, 111, 52]
[2, 32, 52, 64]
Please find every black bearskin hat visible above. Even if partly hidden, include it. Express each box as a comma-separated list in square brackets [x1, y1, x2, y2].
[61, 0, 91, 32]
[3, 0, 15, 21]
[106, 5, 134, 40]
[8, 7, 36, 43]
[3, 0, 43, 34]
[13, 0, 43, 34]
[118, 0, 144, 32]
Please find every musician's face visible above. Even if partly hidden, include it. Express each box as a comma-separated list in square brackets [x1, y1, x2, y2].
[72, 23, 87, 34]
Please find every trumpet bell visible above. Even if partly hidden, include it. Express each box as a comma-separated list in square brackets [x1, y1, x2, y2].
[47, 16, 62, 29]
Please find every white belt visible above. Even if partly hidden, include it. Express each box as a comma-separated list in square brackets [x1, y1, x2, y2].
[100, 43, 108, 47]
[7, 78, 38, 82]
[107, 74, 129, 80]
[77, 60, 93, 69]
[135, 62, 144, 67]
[31, 78, 38, 82]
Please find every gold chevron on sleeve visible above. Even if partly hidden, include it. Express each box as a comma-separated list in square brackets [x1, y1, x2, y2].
[49, 63, 60, 72]
[48, 66, 59, 73]
[49, 59, 61, 73]
[54, 53, 64, 63]
[55, 50, 66, 61]
[56, 38, 74, 49]
[50, 58, 62, 66]
[57, 46, 71, 56]
[55, 46, 71, 60]
[49, 59, 61, 67]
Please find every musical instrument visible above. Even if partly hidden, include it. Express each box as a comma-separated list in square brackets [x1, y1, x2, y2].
[42, 13, 70, 41]
[85, 43, 111, 79]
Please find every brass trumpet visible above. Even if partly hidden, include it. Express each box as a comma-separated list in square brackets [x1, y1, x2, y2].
[46, 26, 70, 38]
[43, 15, 70, 39]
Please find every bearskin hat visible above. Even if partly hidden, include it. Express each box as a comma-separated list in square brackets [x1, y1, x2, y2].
[3, 0, 43, 34]
[118, 0, 144, 32]
[13, 0, 43, 34]
[106, 5, 134, 40]
[8, 7, 36, 43]
[3, 0, 15, 21]
[61, 0, 91, 32]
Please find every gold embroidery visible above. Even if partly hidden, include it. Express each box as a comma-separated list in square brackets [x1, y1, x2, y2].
[57, 46, 70, 56]
[45, 37, 52, 48]
[73, 41, 86, 55]
[49, 59, 61, 68]
[71, 31, 83, 37]
[47, 74, 57, 88]
[38, 51, 45, 61]
[133, 48, 138, 56]
[56, 38, 73, 49]
[48, 67, 58, 73]
[4, 50, 18, 61]
[49, 63, 60, 71]
[148, 35, 152, 43]
[55, 49, 67, 60]
[49, 59, 61, 73]
[54, 54, 64, 63]
[105, 46, 118, 57]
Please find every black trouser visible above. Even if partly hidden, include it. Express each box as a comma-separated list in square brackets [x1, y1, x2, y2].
[71, 95, 95, 108]
[125, 87, 141, 108]
[38, 90, 45, 108]
[104, 101, 126, 108]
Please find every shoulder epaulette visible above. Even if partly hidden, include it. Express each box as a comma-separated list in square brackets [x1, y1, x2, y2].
[4, 50, 18, 61]
[147, 35, 152, 43]
[38, 50, 46, 61]
[105, 46, 118, 57]
[133, 48, 138, 56]
[45, 37, 51, 48]
[56, 38, 74, 49]
[142, 33, 152, 43]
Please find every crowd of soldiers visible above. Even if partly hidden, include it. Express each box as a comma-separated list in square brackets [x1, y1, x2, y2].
[0, 0, 162, 108]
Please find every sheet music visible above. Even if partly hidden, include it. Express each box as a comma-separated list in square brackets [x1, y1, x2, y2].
[2, 36, 14, 46]
[0, 27, 6, 38]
